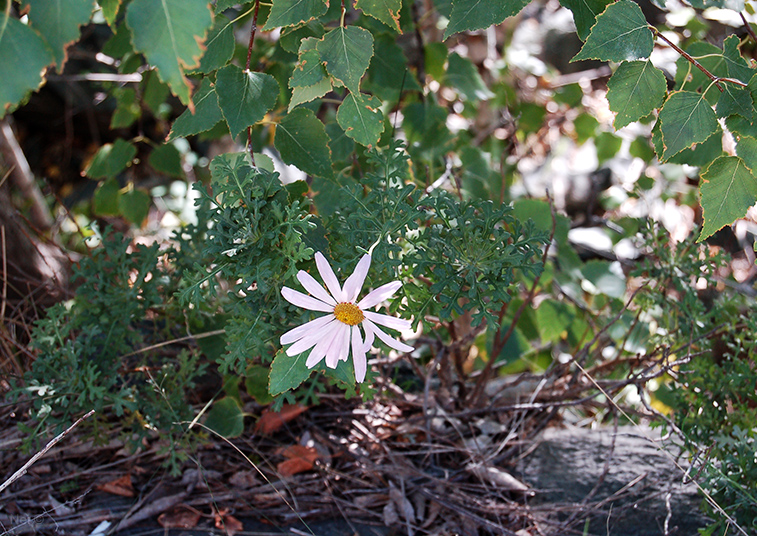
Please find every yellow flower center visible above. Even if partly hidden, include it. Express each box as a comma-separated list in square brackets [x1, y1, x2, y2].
[333, 302, 364, 326]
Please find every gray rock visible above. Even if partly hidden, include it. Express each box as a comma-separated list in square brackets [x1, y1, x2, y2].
[517, 426, 710, 535]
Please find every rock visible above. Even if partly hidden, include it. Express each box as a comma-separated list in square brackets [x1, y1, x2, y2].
[517, 425, 710, 535]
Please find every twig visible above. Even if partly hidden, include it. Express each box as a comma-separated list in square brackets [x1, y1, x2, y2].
[0, 118, 53, 231]
[1, 226, 6, 321]
[651, 27, 747, 91]
[0, 409, 95, 494]
[741, 13, 757, 43]
[245, 0, 261, 166]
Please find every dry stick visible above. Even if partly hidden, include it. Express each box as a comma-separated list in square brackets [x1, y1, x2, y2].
[183, 421, 317, 536]
[741, 13, 757, 43]
[575, 360, 751, 536]
[245, 0, 261, 166]
[469, 193, 557, 406]
[1, 226, 6, 322]
[651, 27, 747, 91]
[0, 409, 95, 494]
[0, 119, 53, 231]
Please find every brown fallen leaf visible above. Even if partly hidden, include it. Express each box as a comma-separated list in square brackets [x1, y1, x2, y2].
[213, 507, 243, 536]
[96, 474, 134, 497]
[157, 505, 201, 529]
[281, 444, 319, 463]
[254, 404, 308, 434]
[277, 456, 313, 477]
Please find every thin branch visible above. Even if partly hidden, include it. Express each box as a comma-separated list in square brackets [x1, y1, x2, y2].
[651, 27, 748, 91]
[741, 13, 757, 43]
[245, 0, 261, 166]
[0, 118, 53, 231]
[0, 410, 95, 494]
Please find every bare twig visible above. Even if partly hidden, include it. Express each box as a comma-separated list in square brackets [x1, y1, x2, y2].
[651, 27, 747, 91]
[245, 0, 261, 166]
[0, 118, 53, 231]
[741, 13, 757, 43]
[0, 409, 95, 494]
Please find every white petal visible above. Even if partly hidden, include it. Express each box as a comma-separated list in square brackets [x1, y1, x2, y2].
[364, 319, 414, 353]
[282, 287, 334, 313]
[281, 314, 334, 345]
[315, 252, 346, 302]
[339, 324, 352, 362]
[351, 327, 367, 383]
[326, 323, 350, 368]
[342, 255, 371, 303]
[357, 281, 402, 309]
[363, 310, 411, 331]
[285, 317, 337, 355]
[297, 270, 336, 306]
[305, 320, 343, 368]
[362, 321, 376, 351]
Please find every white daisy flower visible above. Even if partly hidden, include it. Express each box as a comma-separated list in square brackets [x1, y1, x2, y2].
[280, 252, 413, 383]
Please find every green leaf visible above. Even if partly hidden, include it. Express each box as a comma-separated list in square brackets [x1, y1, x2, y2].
[722, 35, 753, 83]
[110, 87, 140, 128]
[606, 60, 666, 129]
[168, 78, 225, 141]
[275, 107, 333, 177]
[675, 42, 726, 105]
[596, 131, 622, 163]
[512, 198, 570, 244]
[366, 34, 421, 101]
[142, 69, 170, 116]
[536, 300, 576, 342]
[444, 53, 494, 101]
[22, 0, 95, 72]
[0, 14, 54, 115]
[736, 135, 757, 173]
[245, 365, 274, 404]
[317, 26, 374, 94]
[126, 0, 213, 107]
[98, 0, 121, 26]
[290, 49, 327, 87]
[204, 397, 245, 438]
[93, 177, 121, 216]
[102, 21, 131, 58]
[687, 0, 743, 9]
[581, 260, 625, 298]
[336, 92, 385, 147]
[716, 84, 754, 120]
[215, 0, 240, 11]
[658, 91, 719, 161]
[118, 187, 151, 225]
[651, 120, 722, 166]
[559, 0, 613, 41]
[280, 22, 325, 54]
[197, 15, 235, 74]
[425, 42, 448, 81]
[85, 139, 137, 179]
[355, 0, 402, 32]
[289, 78, 333, 110]
[326, 122, 355, 162]
[572, 0, 653, 63]
[269, 349, 313, 396]
[698, 156, 757, 241]
[444, 0, 529, 40]
[216, 64, 279, 138]
[149, 144, 183, 177]
[726, 115, 757, 138]
[263, 0, 328, 29]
